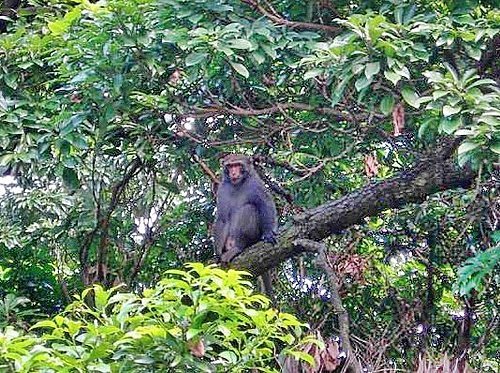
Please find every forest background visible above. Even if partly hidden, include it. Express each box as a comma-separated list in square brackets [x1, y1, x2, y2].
[0, 0, 498, 372]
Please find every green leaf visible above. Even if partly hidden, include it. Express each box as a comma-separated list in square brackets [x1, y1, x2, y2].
[0, 153, 15, 166]
[394, 7, 404, 24]
[113, 74, 123, 92]
[454, 246, 500, 296]
[31, 320, 57, 330]
[59, 114, 86, 136]
[66, 134, 88, 150]
[492, 231, 500, 243]
[47, 8, 82, 35]
[457, 151, 472, 167]
[423, 70, 444, 83]
[0, 92, 7, 111]
[261, 44, 277, 59]
[227, 39, 253, 50]
[457, 141, 480, 155]
[418, 119, 432, 138]
[48, 20, 69, 35]
[380, 95, 395, 115]
[135, 357, 155, 364]
[443, 105, 461, 117]
[220, 351, 238, 363]
[289, 350, 316, 365]
[4, 74, 18, 90]
[384, 70, 401, 86]
[229, 62, 249, 78]
[303, 69, 322, 80]
[62, 167, 80, 190]
[401, 86, 420, 108]
[351, 63, 365, 75]
[397, 65, 410, 79]
[355, 76, 372, 91]
[432, 90, 448, 100]
[467, 78, 497, 89]
[185, 52, 208, 66]
[364, 62, 380, 79]
[330, 74, 351, 107]
[439, 116, 462, 134]
[490, 141, 500, 155]
[251, 51, 265, 65]
[403, 4, 416, 24]
[444, 62, 459, 82]
[455, 129, 475, 136]
[186, 328, 202, 340]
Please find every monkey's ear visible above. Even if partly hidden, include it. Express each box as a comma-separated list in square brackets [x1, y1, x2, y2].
[246, 157, 254, 169]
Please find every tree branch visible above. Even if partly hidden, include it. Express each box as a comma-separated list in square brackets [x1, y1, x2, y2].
[229, 138, 475, 276]
[241, 0, 340, 34]
[185, 102, 382, 121]
[94, 157, 143, 285]
[316, 244, 362, 373]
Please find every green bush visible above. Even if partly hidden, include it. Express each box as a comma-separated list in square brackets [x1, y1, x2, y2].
[0, 263, 316, 372]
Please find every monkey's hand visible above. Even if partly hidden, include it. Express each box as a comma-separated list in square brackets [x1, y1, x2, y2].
[262, 231, 277, 245]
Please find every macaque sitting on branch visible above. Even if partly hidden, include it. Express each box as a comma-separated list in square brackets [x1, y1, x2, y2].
[213, 154, 277, 264]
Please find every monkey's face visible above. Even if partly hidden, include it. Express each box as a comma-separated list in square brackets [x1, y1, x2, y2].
[226, 162, 246, 185]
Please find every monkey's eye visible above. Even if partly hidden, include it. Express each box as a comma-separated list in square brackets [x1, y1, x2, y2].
[227, 164, 242, 173]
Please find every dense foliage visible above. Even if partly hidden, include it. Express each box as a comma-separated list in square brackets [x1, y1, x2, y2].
[0, 0, 498, 371]
[0, 264, 314, 372]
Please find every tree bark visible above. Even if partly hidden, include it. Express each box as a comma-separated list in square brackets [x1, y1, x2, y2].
[230, 139, 475, 276]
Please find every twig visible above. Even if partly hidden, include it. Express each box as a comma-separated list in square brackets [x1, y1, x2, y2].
[185, 102, 382, 121]
[95, 157, 143, 285]
[241, 0, 340, 34]
[291, 239, 362, 373]
[316, 242, 363, 373]
[192, 154, 219, 185]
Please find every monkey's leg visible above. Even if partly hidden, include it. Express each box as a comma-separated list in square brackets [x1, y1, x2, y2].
[232, 205, 276, 299]
[259, 271, 275, 301]
[222, 204, 260, 263]
[231, 204, 260, 249]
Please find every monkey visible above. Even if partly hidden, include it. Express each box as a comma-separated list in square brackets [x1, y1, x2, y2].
[213, 154, 277, 298]
[213, 154, 277, 263]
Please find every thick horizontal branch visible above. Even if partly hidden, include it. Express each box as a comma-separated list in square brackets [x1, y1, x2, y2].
[230, 139, 475, 276]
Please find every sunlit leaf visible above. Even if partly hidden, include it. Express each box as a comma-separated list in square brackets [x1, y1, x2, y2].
[401, 86, 420, 108]
[229, 61, 249, 78]
[457, 141, 480, 155]
[443, 105, 461, 117]
[185, 52, 208, 66]
[364, 62, 380, 79]
[384, 70, 401, 85]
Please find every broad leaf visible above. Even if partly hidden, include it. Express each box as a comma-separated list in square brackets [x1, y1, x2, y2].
[401, 86, 420, 108]
[229, 62, 249, 78]
[185, 52, 208, 66]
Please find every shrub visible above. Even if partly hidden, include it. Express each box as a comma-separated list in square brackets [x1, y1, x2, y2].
[0, 263, 316, 372]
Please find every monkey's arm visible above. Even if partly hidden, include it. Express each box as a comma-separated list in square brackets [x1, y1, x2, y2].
[252, 187, 277, 243]
[213, 216, 228, 257]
